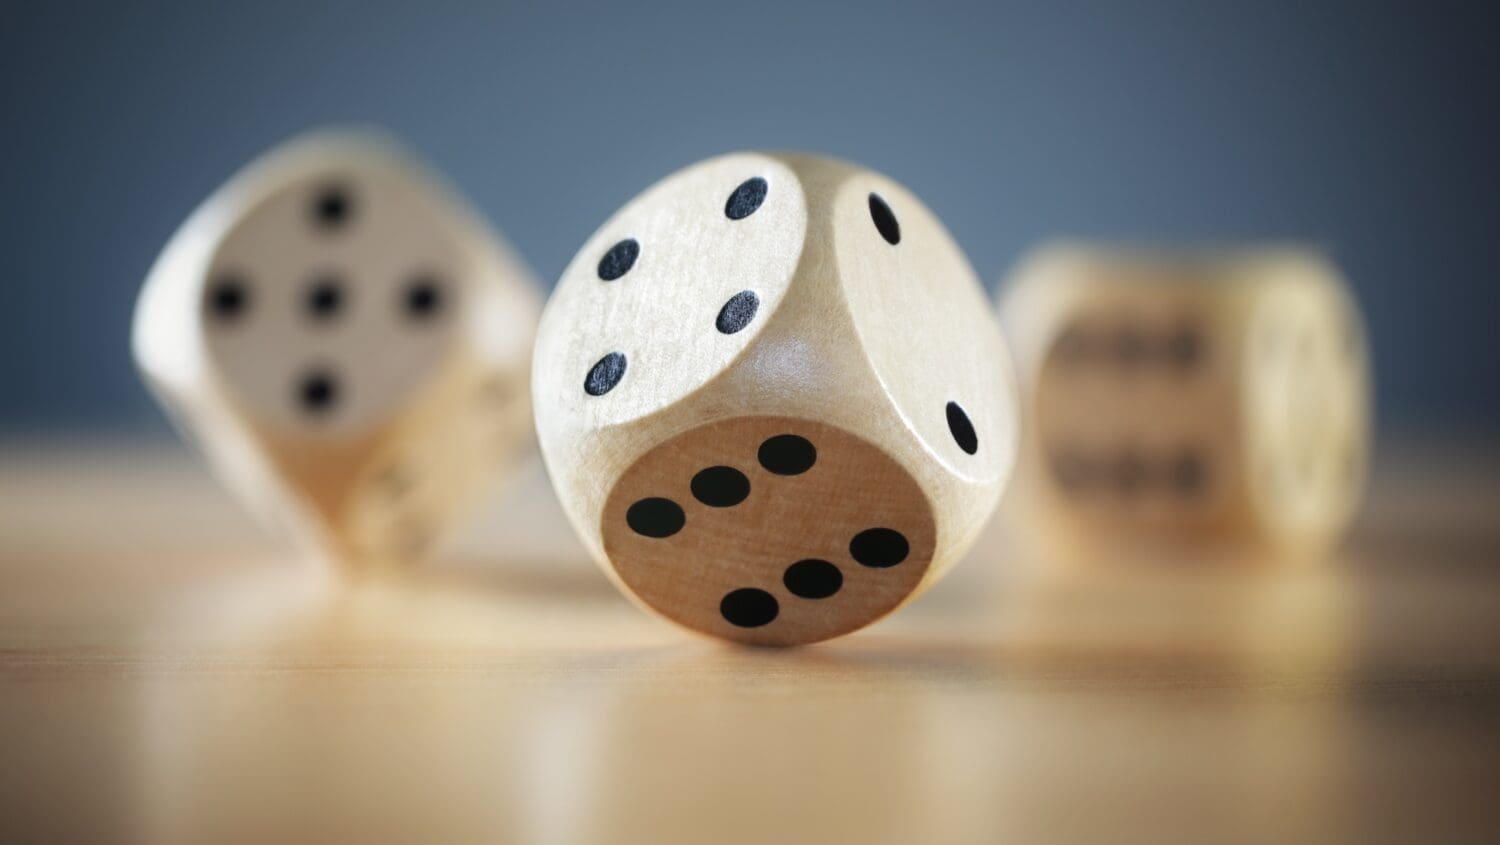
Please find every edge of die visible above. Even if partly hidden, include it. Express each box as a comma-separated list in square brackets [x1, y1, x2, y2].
[1235, 254, 1373, 552]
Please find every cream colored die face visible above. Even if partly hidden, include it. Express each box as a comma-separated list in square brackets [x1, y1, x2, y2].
[832, 174, 1014, 483]
[539, 154, 805, 426]
[202, 168, 464, 437]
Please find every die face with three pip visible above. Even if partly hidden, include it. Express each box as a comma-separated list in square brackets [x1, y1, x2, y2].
[534, 152, 1018, 646]
[999, 245, 1371, 560]
[133, 131, 540, 570]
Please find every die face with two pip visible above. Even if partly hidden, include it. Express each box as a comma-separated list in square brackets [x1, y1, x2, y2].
[133, 131, 540, 571]
[999, 245, 1370, 561]
[534, 153, 1018, 646]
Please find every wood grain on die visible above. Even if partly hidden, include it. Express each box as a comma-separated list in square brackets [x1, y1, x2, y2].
[534, 153, 1017, 644]
[601, 416, 936, 646]
[133, 131, 540, 572]
[999, 245, 1371, 563]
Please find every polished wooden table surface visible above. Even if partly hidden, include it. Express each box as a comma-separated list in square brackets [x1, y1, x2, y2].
[2, 437, 1498, 843]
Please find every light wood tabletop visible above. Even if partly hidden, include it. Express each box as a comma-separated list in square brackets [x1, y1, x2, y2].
[2, 436, 1498, 844]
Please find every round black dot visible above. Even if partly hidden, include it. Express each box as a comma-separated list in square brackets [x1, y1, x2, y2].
[757, 434, 816, 475]
[690, 466, 750, 508]
[1113, 325, 1148, 366]
[207, 275, 249, 322]
[297, 369, 339, 416]
[626, 497, 684, 538]
[849, 528, 909, 569]
[597, 239, 640, 281]
[783, 559, 842, 599]
[720, 588, 779, 628]
[1171, 450, 1207, 495]
[311, 185, 353, 231]
[946, 401, 978, 455]
[724, 177, 768, 220]
[1054, 324, 1091, 363]
[1166, 324, 1203, 370]
[403, 276, 444, 321]
[304, 276, 344, 322]
[584, 352, 627, 396]
[715, 290, 759, 334]
[1113, 450, 1147, 493]
[868, 193, 901, 245]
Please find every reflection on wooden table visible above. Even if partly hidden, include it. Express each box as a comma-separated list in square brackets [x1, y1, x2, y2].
[1, 438, 1497, 843]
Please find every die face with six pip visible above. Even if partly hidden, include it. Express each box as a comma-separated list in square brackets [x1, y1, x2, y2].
[999, 245, 1370, 560]
[133, 131, 540, 570]
[534, 152, 1018, 646]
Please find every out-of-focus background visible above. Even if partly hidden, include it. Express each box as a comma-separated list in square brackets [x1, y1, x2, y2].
[5, 5, 1500, 844]
[2, 0, 1497, 433]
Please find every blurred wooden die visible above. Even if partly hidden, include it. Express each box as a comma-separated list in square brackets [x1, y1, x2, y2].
[999, 245, 1371, 562]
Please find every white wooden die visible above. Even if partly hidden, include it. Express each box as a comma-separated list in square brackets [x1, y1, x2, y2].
[133, 131, 540, 571]
[534, 153, 1018, 645]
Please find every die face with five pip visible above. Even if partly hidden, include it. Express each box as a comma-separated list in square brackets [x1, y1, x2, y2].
[999, 245, 1370, 559]
[133, 131, 540, 570]
[534, 152, 1018, 646]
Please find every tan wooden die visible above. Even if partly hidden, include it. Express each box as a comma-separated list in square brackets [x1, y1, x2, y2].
[534, 153, 1017, 645]
[999, 245, 1371, 562]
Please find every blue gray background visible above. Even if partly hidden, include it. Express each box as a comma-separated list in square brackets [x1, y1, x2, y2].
[3, 1, 1496, 433]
